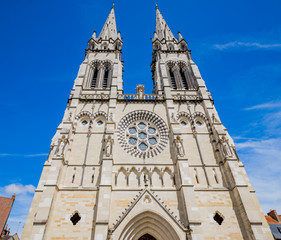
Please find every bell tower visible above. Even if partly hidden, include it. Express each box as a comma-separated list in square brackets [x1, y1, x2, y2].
[22, 5, 273, 240]
[151, 6, 197, 94]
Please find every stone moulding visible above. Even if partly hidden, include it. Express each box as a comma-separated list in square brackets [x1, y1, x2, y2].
[111, 189, 188, 232]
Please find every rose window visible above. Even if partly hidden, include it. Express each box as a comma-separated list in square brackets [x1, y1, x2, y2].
[126, 121, 159, 153]
[118, 110, 168, 158]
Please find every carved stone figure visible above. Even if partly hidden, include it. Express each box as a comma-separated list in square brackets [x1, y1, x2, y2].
[55, 135, 67, 157]
[220, 136, 233, 158]
[136, 85, 145, 99]
[67, 112, 72, 121]
[105, 136, 113, 157]
[171, 113, 176, 122]
[108, 112, 113, 122]
[175, 136, 184, 157]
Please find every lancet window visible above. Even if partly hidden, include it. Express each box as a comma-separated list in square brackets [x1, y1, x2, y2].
[169, 69, 177, 89]
[103, 68, 109, 89]
[91, 68, 98, 88]
[180, 68, 188, 89]
[166, 61, 197, 90]
[86, 61, 113, 89]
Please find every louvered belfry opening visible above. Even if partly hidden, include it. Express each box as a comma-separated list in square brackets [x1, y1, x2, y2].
[180, 69, 188, 89]
[91, 68, 98, 88]
[103, 68, 109, 89]
[169, 69, 177, 89]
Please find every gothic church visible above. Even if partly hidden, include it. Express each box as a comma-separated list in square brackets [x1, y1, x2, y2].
[22, 5, 273, 240]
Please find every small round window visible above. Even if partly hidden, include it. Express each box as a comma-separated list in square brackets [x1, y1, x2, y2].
[82, 120, 88, 125]
[181, 121, 187, 126]
[97, 120, 103, 126]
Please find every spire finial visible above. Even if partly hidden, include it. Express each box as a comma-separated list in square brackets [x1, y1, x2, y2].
[112, 1, 115, 9]
[155, 1, 158, 9]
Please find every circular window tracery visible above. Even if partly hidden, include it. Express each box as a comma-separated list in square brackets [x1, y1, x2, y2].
[118, 111, 168, 158]
[127, 121, 159, 152]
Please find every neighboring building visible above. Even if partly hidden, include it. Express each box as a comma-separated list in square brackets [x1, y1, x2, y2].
[21, 5, 273, 240]
[1, 233, 20, 240]
[0, 194, 15, 238]
[266, 210, 281, 240]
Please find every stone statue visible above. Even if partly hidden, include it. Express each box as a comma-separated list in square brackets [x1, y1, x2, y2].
[171, 113, 176, 122]
[105, 136, 113, 157]
[220, 136, 233, 158]
[175, 136, 184, 157]
[135, 85, 145, 99]
[108, 112, 113, 122]
[55, 135, 67, 157]
[67, 112, 72, 121]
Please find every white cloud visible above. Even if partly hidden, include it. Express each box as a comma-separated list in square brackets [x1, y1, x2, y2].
[0, 184, 36, 237]
[5, 184, 35, 195]
[213, 41, 281, 51]
[244, 100, 281, 110]
[236, 137, 281, 214]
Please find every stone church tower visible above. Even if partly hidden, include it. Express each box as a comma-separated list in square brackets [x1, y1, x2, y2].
[22, 6, 273, 240]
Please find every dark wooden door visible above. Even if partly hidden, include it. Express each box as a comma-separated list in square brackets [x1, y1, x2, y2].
[138, 234, 157, 240]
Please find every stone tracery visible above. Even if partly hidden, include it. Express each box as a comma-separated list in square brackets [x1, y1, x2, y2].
[117, 111, 168, 158]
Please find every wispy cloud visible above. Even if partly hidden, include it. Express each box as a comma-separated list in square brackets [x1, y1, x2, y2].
[236, 137, 281, 213]
[213, 41, 281, 51]
[243, 100, 281, 136]
[0, 184, 36, 236]
[244, 100, 281, 110]
[0, 153, 48, 157]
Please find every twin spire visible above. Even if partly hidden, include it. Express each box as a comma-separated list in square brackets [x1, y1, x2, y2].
[94, 5, 182, 41]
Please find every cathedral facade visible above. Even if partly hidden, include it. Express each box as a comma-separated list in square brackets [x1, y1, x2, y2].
[21, 6, 273, 240]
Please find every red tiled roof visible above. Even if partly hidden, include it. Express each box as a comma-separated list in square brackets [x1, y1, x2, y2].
[265, 210, 281, 224]
[0, 194, 15, 235]
[266, 215, 279, 224]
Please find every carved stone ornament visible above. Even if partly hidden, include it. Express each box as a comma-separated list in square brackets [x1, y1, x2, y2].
[117, 110, 168, 158]
[55, 135, 68, 157]
[135, 85, 145, 99]
[175, 136, 184, 157]
[105, 135, 113, 157]
[67, 112, 72, 121]
[219, 136, 233, 158]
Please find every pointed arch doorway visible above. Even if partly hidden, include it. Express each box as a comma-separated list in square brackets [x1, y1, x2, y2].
[138, 234, 157, 240]
[117, 211, 181, 240]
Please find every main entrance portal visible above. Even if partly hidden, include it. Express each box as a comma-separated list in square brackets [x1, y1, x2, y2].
[138, 234, 157, 240]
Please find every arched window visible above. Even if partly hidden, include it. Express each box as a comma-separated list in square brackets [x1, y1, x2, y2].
[180, 69, 188, 89]
[91, 68, 98, 88]
[169, 69, 177, 89]
[103, 68, 109, 89]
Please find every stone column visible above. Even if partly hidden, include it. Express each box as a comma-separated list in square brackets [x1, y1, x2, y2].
[97, 66, 105, 89]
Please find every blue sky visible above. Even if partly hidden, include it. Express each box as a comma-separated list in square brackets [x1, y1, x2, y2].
[0, 0, 281, 236]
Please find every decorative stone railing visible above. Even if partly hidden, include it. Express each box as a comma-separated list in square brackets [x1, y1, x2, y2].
[173, 94, 202, 101]
[79, 94, 110, 100]
[117, 94, 165, 100]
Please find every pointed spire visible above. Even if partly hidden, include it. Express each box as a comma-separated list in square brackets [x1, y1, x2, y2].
[99, 7, 118, 40]
[155, 7, 176, 41]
